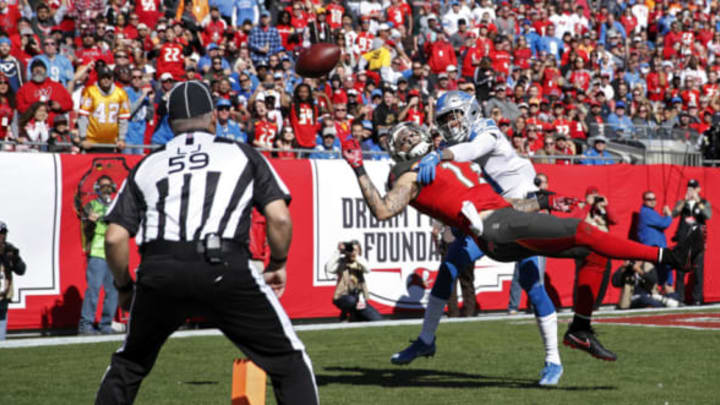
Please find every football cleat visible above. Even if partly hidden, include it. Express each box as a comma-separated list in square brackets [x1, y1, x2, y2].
[390, 338, 436, 365]
[538, 362, 564, 386]
[563, 328, 617, 361]
[664, 225, 705, 273]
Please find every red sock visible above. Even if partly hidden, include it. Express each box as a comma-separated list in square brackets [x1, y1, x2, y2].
[574, 253, 607, 318]
[574, 222, 659, 262]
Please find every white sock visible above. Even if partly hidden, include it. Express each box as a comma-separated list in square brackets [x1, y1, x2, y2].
[418, 295, 446, 345]
[536, 312, 561, 365]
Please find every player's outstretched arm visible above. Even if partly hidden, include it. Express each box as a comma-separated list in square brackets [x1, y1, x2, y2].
[342, 139, 418, 220]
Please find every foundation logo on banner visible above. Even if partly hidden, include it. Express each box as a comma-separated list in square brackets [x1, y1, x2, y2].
[312, 160, 515, 310]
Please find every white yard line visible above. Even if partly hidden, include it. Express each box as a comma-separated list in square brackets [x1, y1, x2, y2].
[1, 304, 718, 349]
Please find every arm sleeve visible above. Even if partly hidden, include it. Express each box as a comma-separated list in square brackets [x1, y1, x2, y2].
[77, 115, 89, 139]
[701, 200, 712, 220]
[104, 172, 146, 237]
[118, 119, 128, 141]
[645, 210, 673, 229]
[446, 128, 498, 162]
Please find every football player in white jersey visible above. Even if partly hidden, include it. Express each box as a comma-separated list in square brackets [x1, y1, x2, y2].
[390, 91, 566, 385]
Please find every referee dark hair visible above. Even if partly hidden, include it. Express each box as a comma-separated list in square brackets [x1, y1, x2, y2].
[96, 81, 319, 405]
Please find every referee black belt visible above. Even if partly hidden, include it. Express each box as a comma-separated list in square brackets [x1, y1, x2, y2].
[141, 239, 244, 256]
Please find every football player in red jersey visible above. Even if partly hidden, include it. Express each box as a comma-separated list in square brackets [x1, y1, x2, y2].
[342, 120, 703, 297]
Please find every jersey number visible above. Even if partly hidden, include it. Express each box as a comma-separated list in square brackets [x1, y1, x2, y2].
[163, 47, 181, 63]
[440, 162, 485, 187]
[168, 152, 210, 174]
[93, 103, 119, 124]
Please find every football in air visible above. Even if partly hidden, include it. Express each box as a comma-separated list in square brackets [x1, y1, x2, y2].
[295, 43, 341, 78]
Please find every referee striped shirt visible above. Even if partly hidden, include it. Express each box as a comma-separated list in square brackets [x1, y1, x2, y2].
[104, 131, 290, 245]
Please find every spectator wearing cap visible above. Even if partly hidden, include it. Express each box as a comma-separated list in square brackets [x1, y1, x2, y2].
[581, 135, 615, 165]
[672, 179, 711, 305]
[26, 35, 73, 87]
[248, 11, 283, 65]
[606, 101, 634, 138]
[0, 37, 23, 92]
[16, 58, 72, 116]
[309, 124, 341, 159]
[553, 132, 574, 164]
[484, 82, 521, 121]
[77, 66, 130, 152]
[215, 98, 246, 142]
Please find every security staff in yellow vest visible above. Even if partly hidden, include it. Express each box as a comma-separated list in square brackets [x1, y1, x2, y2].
[78, 175, 119, 335]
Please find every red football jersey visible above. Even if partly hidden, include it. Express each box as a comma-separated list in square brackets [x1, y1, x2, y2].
[389, 160, 510, 235]
[156, 42, 185, 80]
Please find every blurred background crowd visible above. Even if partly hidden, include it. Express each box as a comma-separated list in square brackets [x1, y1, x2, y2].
[0, 0, 720, 164]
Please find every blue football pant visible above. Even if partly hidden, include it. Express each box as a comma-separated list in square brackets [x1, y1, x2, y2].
[431, 234, 555, 317]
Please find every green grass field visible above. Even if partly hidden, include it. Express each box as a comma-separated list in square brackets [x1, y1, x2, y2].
[2, 310, 719, 404]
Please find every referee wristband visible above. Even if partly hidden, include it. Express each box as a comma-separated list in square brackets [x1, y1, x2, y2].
[352, 166, 367, 177]
[113, 279, 135, 293]
[269, 256, 287, 265]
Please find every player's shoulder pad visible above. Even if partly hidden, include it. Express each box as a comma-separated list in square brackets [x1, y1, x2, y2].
[387, 156, 422, 188]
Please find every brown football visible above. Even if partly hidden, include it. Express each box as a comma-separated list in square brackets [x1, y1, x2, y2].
[295, 43, 341, 78]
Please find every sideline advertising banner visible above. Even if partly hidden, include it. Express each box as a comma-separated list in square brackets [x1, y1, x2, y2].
[2, 152, 719, 331]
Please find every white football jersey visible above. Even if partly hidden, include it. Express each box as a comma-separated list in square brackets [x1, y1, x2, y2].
[446, 118, 538, 199]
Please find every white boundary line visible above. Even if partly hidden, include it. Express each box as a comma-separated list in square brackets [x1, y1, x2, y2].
[1, 304, 718, 350]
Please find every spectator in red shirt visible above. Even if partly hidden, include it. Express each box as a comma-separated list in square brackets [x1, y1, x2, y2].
[427, 32, 457, 75]
[16, 59, 72, 116]
[290, 83, 322, 149]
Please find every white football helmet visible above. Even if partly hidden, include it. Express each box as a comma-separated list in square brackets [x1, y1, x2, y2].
[387, 122, 433, 162]
[435, 90, 482, 144]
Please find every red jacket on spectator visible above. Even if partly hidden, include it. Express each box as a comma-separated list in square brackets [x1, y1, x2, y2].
[0, 101, 13, 140]
[513, 46, 531, 70]
[462, 45, 482, 78]
[16, 77, 72, 114]
[427, 40, 456, 74]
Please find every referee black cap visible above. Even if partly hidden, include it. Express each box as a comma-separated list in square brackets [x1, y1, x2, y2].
[168, 80, 214, 120]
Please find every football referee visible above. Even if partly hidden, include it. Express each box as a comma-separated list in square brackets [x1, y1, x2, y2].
[95, 81, 319, 405]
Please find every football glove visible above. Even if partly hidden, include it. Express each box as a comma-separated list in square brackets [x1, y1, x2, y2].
[341, 139, 364, 169]
[417, 151, 441, 185]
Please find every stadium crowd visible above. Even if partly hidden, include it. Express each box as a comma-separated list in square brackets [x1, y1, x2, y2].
[0, 0, 719, 161]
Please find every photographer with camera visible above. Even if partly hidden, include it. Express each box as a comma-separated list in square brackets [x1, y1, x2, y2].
[0, 221, 26, 340]
[671, 179, 712, 305]
[325, 240, 382, 322]
[612, 261, 679, 309]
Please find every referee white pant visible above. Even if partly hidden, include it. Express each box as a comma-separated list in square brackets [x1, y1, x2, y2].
[95, 242, 319, 405]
